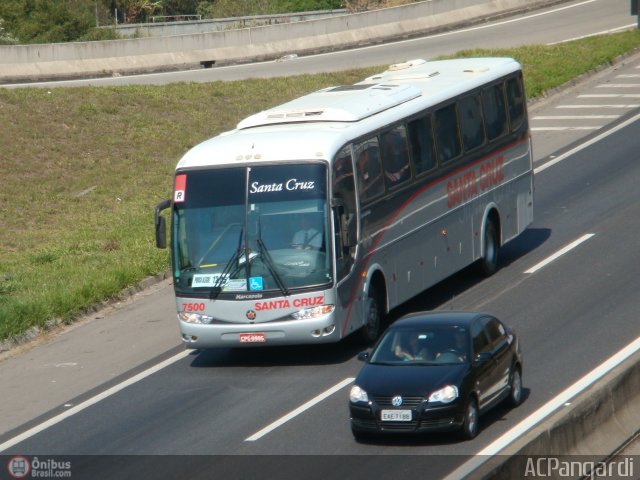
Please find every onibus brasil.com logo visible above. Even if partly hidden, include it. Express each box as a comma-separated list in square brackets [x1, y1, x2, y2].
[7, 456, 71, 478]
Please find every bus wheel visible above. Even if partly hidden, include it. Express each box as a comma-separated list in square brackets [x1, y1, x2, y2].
[479, 220, 498, 276]
[360, 286, 382, 345]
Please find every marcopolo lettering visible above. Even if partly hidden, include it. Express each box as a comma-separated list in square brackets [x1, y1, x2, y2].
[250, 178, 315, 194]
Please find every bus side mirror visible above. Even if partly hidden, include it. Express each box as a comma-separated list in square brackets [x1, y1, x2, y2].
[155, 199, 171, 249]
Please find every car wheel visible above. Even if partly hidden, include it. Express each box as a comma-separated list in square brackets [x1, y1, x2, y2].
[359, 285, 382, 345]
[479, 219, 498, 276]
[506, 366, 523, 407]
[460, 396, 479, 440]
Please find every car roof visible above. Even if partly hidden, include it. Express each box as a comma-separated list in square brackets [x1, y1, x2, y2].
[389, 311, 493, 329]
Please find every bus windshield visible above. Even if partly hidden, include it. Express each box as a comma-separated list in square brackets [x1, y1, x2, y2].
[171, 163, 332, 296]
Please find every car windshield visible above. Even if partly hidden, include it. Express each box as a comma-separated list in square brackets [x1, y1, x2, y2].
[171, 163, 332, 296]
[369, 325, 469, 365]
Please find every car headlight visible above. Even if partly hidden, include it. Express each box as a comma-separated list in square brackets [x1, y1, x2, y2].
[178, 312, 214, 324]
[428, 385, 459, 404]
[290, 304, 334, 320]
[349, 385, 369, 403]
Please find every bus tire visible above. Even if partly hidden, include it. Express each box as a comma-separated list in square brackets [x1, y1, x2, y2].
[359, 286, 382, 345]
[479, 219, 499, 276]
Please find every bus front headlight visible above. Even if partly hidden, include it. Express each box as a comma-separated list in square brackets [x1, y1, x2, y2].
[179, 312, 214, 324]
[290, 304, 334, 320]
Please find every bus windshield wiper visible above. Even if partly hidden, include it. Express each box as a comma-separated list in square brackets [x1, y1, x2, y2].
[209, 229, 244, 299]
[256, 238, 289, 297]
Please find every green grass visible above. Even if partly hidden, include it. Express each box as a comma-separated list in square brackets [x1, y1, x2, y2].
[1, 30, 640, 343]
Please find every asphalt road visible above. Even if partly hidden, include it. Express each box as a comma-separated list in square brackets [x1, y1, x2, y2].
[1, 1, 639, 479]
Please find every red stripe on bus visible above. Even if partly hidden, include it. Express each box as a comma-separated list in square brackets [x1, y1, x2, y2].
[340, 134, 530, 337]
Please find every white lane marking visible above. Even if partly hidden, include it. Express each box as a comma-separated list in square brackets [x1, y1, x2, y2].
[547, 24, 636, 44]
[534, 112, 640, 174]
[443, 335, 640, 480]
[245, 377, 355, 442]
[533, 115, 617, 119]
[597, 84, 640, 88]
[531, 126, 599, 131]
[524, 234, 594, 274]
[579, 94, 640, 98]
[556, 104, 639, 108]
[0, 349, 191, 453]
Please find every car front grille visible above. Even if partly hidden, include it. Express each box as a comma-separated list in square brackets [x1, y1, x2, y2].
[379, 421, 419, 431]
[372, 396, 424, 408]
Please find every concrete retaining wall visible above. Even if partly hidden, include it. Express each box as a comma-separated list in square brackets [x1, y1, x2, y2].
[473, 348, 640, 479]
[0, 0, 566, 83]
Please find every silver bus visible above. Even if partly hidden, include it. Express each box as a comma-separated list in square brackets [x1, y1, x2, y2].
[155, 57, 534, 348]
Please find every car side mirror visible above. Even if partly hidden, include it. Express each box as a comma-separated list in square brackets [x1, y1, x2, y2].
[357, 351, 370, 362]
[474, 352, 492, 367]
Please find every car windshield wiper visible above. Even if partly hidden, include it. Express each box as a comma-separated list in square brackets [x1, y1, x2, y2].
[256, 238, 289, 297]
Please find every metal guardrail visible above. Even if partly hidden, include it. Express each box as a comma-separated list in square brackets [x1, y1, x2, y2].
[113, 9, 348, 38]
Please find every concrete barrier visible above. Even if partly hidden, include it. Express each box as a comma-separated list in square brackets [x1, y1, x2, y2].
[0, 0, 568, 83]
[471, 347, 640, 479]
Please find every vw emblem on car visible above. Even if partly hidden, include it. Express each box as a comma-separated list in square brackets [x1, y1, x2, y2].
[246, 310, 256, 321]
[391, 395, 403, 407]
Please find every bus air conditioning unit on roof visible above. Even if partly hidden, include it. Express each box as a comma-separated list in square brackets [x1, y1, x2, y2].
[236, 83, 422, 129]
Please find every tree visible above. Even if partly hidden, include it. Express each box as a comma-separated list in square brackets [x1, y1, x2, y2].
[0, 0, 95, 44]
[0, 17, 19, 44]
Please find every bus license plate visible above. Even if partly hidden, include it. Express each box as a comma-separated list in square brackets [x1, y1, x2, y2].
[381, 410, 412, 421]
[239, 333, 266, 343]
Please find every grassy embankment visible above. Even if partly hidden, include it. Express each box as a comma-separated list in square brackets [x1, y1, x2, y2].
[1, 30, 640, 344]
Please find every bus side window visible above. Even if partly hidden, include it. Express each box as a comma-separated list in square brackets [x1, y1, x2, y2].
[381, 125, 411, 189]
[482, 83, 508, 141]
[459, 93, 486, 152]
[408, 115, 437, 176]
[355, 137, 384, 202]
[332, 146, 357, 280]
[433, 103, 462, 164]
[506, 74, 526, 131]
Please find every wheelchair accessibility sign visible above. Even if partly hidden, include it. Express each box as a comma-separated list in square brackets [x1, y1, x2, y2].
[249, 277, 264, 291]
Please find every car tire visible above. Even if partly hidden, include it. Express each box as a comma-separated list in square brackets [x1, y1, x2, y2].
[359, 285, 382, 345]
[506, 366, 523, 407]
[460, 396, 479, 440]
[479, 219, 499, 277]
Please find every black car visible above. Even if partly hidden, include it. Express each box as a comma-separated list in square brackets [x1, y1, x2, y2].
[349, 311, 523, 440]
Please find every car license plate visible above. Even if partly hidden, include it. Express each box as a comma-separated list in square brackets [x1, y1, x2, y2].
[239, 333, 266, 343]
[381, 410, 412, 421]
